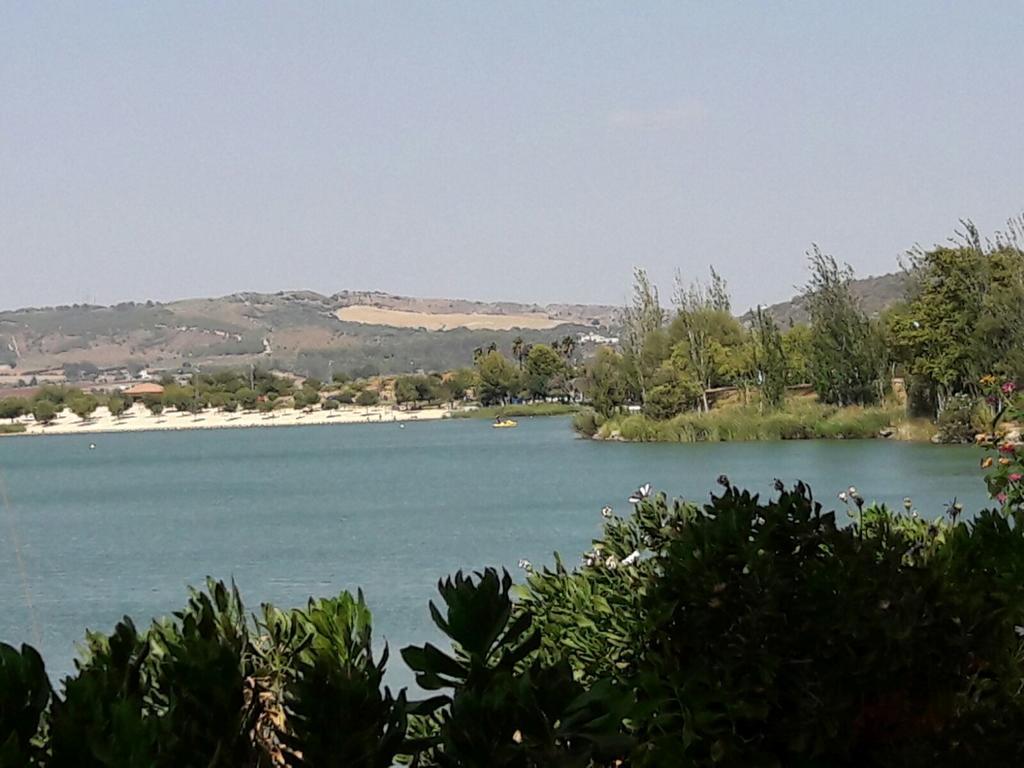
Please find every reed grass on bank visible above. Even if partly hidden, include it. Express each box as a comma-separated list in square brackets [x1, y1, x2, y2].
[452, 403, 580, 420]
[587, 401, 905, 442]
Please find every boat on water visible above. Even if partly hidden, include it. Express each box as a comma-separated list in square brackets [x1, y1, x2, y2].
[492, 418, 518, 429]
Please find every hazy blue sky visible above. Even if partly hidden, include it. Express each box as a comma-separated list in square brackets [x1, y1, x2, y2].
[2, 2, 1022, 312]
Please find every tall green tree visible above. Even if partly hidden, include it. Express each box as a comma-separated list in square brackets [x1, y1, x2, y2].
[106, 394, 130, 418]
[68, 394, 99, 421]
[582, 347, 628, 417]
[891, 219, 1024, 411]
[511, 336, 526, 370]
[523, 344, 565, 400]
[620, 268, 665, 404]
[752, 307, 788, 409]
[668, 268, 744, 411]
[802, 247, 881, 406]
[442, 368, 476, 403]
[0, 397, 29, 422]
[32, 400, 58, 425]
[475, 350, 518, 406]
[781, 324, 813, 386]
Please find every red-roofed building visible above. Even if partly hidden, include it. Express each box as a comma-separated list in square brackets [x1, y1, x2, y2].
[122, 382, 165, 400]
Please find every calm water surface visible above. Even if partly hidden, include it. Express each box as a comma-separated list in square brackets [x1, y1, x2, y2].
[0, 416, 986, 684]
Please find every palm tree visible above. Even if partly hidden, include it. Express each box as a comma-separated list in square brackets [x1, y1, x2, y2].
[486, 342, 498, 355]
[559, 335, 577, 363]
[511, 336, 525, 370]
[472, 347, 484, 364]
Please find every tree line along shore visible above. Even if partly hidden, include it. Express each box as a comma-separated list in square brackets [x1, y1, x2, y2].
[3, 215, 1023, 442]
[573, 216, 1024, 443]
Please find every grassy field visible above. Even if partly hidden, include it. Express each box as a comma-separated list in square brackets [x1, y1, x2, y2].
[582, 399, 913, 442]
[0, 423, 27, 435]
[451, 403, 580, 420]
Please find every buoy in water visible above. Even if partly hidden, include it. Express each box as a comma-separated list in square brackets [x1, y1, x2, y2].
[89, 443, 96, 450]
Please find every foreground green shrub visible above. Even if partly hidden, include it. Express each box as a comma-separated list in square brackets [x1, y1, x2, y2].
[0, 643, 50, 767]
[402, 569, 629, 767]
[266, 592, 409, 767]
[522, 483, 1024, 765]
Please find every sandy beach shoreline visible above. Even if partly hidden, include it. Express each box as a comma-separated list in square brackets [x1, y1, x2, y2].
[2, 404, 453, 437]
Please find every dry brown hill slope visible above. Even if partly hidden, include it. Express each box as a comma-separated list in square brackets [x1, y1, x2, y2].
[0, 290, 617, 381]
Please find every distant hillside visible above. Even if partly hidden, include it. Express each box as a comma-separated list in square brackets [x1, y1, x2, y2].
[0, 274, 912, 385]
[742, 272, 909, 327]
[0, 290, 618, 382]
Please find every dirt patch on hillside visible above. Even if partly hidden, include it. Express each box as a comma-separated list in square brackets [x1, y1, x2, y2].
[335, 306, 564, 331]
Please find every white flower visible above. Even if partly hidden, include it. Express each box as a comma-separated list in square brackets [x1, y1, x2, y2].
[517, 559, 532, 571]
[628, 483, 652, 504]
[621, 550, 641, 566]
[601, 505, 614, 519]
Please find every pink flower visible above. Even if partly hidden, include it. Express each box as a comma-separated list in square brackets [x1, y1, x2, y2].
[997, 493, 1008, 504]
[999, 443, 1017, 454]
[1003, 381, 1017, 395]
[1011, 473, 1023, 482]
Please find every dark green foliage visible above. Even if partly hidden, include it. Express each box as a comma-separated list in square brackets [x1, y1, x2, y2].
[570, 408, 604, 437]
[523, 344, 566, 400]
[935, 393, 978, 443]
[0, 398, 29, 422]
[803, 247, 882, 406]
[141, 396, 164, 415]
[33, 385, 76, 407]
[475, 351, 519, 406]
[267, 593, 409, 767]
[894, 225, 1024, 403]
[356, 389, 380, 407]
[48, 619, 155, 767]
[292, 388, 321, 410]
[0, 643, 51, 767]
[905, 373, 938, 418]
[395, 375, 443, 406]
[234, 387, 258, 410]
[106, 394, 130, 418]
[641, 372, 701, 420]
[67, 394, 99, 420]
[31, 400, 57, 424]
[523, 483, 1024, 766]
[402, 569, 629, 767]
[752, 306, 787, 408]
[580, 347, 627, 417]
[148, 582, 257, 766]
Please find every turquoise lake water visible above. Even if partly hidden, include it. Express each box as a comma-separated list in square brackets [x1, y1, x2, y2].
[0, 416, 987, 686]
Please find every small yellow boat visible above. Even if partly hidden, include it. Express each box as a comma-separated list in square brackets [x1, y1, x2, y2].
[492, 419, 518, 429]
